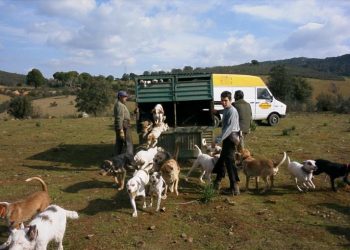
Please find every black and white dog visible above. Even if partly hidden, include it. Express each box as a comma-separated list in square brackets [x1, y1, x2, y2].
[100, 153, 136, 190]
[314, 159, 350, 191]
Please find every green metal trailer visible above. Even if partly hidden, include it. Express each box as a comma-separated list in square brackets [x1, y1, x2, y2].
[135, 74, 216, 159]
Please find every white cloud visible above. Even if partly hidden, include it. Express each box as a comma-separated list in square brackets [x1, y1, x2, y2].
[37, 0, 96, 19]
[0, 0, 349, 77]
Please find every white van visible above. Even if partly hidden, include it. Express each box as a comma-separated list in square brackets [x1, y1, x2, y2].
[212, 74, 287, 126]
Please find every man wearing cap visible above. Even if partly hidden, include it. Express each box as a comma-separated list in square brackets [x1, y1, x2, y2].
[114, 90, 133, 155]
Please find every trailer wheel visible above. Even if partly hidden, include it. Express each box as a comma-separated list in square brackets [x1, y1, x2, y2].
[214, 115, 221, 128]
[267, 113, 280, 126]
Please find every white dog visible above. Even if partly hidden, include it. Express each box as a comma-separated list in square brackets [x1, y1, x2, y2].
[186, 145, 219, 183]
[152, 104, 166, 125]
[148, 172, 168, 212]
[287, 156, 317, 192]
[202, 139, 222, 156]
[126, 169, 150, 217]
[6, 205, 78, 250]
[134, 147, 162, 171]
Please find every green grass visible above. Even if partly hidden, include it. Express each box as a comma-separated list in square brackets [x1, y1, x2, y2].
[0, 113, 349, 249]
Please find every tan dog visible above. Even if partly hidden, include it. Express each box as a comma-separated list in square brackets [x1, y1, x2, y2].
[241, 152, 287, 193]
[0, 177, 51, 229]
[160, 159, 180, 196]
[146, 122, 169, 148]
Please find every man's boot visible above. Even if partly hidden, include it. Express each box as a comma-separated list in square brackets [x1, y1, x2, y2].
[233, 182, 240, 195]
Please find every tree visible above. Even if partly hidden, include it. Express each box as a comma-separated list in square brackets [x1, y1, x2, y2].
[251, 60, 259, 65]
[75, 78, 114, 116]
[291, 77, 312, 102]
[183, 66, 193, 73]
[26, 68, 45, 88]
[106, 75, 114, 82]
[7, 96, 33, 119]
[268, 65, 292, 101]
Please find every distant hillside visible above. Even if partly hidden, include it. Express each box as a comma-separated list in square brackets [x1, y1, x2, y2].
[0, 70, 26, 86]
[199, 54, 350, 80]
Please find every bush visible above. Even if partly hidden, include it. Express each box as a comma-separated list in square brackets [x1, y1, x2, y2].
[200, 184, 216, 203]
[7, 96, 33, 119]
[0, 100, 10, 113]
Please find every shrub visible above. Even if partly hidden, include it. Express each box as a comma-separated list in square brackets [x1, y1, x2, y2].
[200, 184, 216, 204]
[282, 126, 296, 136]
[250, 121, 257, 131]
[316, 93, 336, 111]
[50, 101, 58, 107]
[0, 100, 10, 113]
[7, 96, 33, 119]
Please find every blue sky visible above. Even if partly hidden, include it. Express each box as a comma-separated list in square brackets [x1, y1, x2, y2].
[0, 0, 349, 78]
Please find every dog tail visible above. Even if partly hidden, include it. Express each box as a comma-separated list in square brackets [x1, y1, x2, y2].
[65, 209, 79, 220]
[25, 177, 48, 192]
[275, 152, 287, 168]
[194, 144, 202, 156]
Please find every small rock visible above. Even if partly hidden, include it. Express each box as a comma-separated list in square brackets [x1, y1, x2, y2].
[181, 233, 187, 239]
[85, 234, 94, 240]
[148, 225, 156, 230]
[225, 198, 236, 205]
[278, 218, 283, 222]
[228, 231, 234, 236]
[215, 205, 222, 209]
[160, 207, 166, 212]
[186, 237, 193, 243]
[265, 199, 277, 204]
[136, 240, 146, 248]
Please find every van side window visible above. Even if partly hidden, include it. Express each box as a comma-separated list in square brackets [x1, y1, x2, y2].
[257, 88, 272, 100]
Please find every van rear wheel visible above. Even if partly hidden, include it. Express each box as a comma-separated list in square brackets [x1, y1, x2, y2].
[267, 113, 279, 126]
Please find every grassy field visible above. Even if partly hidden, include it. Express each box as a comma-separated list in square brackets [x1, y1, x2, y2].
[0, 113, 349, 249]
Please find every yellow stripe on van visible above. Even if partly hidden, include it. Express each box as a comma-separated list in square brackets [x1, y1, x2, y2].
[212, 74, 266, 87]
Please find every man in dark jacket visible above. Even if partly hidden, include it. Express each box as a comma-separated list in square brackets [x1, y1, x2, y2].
[233, 90, 252, 151]
[114, 90, 133, 155]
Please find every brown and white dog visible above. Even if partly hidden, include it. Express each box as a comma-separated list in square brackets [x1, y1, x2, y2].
[141, 120, 153, 139]
[146, 122, 169, 148]
[240, 151, 287, 193]
[202, 139, 222, 156]
[0, 177, 51, 229]
[152, 104, 166, 125]
[160, 159, 180, 196]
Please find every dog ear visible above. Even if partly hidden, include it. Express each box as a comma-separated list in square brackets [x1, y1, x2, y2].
[0, 204, 8, 218]
[27, 225, 38, 241]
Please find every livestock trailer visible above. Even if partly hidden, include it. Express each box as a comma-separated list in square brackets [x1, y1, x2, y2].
[135, 74, 216, 159]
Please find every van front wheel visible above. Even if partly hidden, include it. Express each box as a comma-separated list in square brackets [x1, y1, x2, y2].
[267, 113, 280, 126]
